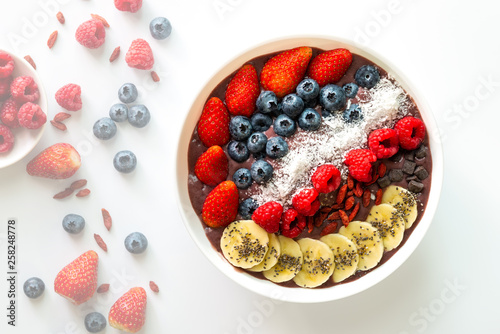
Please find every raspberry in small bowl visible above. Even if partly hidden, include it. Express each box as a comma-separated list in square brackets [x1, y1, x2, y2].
[0, 50, 47, 168]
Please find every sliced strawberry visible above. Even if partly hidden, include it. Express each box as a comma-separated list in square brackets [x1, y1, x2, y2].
[307, 48, 352, 86]
[109, 287, 147, 333]
[225, 64, 260, 117]
[260, 46, 313, 98]
[197, 97, 231, 148]
[194, 145, 228, 186]
[54, 250, 98, 305]
[202, 180, 239, 228]
[26, 143, 81, 179]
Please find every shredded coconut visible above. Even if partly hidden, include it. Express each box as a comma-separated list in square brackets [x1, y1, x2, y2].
[252, 78, 411, 207]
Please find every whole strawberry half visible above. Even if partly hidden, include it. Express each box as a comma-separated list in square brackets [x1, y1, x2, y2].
[26, 143, 81, 179]
[260, 46, 313, 98]
[197, 97, 231, 148]
[109, 287, 147, 333]
[307, 48, 352, 86]
[252, 201, 283, 233]
[202, 180, 239, 228]
[225, 64, 260, 117]
[54, 250, 98, 305]
[194, 145, 228, 186]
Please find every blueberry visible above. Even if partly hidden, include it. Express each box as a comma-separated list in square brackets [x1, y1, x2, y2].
[93, 117, 117, 140]
[321, 109, 332, 118]
[266, 136, 288, 159]
[124, 232, 148, 254]
[298, 108, 321, 131]
[342, 83, 359, 98]
[250, 160, 273, 184]
[251, 113, 272, 132]
[229, 116, 253, 141]
[296, 78, 320, 101]
[227, 140, 250, 162]
[233, 168, 252, 189]
[253, 151, 267, 160]
[247, 132, 267, 153]
[238, 198, 259, 219]
[271, 103, 284, 118]
[128, 104, 151, 128]
[354, 65, 380, 89]
[84, 312, 107, 333]
[256, 91, 278, 114]
[281, 94, 304, 118]
[319, 84, 346, 111]
[343, 104, 364, 123]
[113, 150, 137, 173]
[109, 103, 128, 122]
[62, 214, 85, 234]
[23, 277, 45, 299]
[149, 17, 172, 40]
[273, 114, 296, 137]
[118, 83, 138, 103]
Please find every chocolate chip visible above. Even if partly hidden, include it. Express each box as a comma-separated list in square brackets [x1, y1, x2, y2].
[390, 151, 403, 162]
[388, 169, 404, 182]
[415, 145, 427, 159]
[406, 175, 418, 182]
[414, 166, 429, 180]
[402, 160, 416, 174]
[408, 180, 424, 193]
[377, 175, 391, 188]
[404, 150, 415, 161]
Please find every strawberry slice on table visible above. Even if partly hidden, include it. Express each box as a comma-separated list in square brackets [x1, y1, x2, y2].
[202, 180, 239, 228]
[225, 64, 260, 117]
[260, 46, 313, 98]
[194, 145, 228, 186]
[109, 287, 147, 333]
[307, 48, 352, 86]
[54, 250, 98, 305]
[26, 143, 81, 179]
[197, 97, 231, 148]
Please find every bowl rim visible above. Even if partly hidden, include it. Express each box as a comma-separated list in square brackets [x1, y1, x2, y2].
[175, 35, 444, 303]
[0, 48, 47, 169]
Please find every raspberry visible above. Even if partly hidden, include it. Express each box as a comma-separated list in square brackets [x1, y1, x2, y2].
[55, 84, 82, 111]
[292, 188, 320, 216]
[281, 209, 306, 238]
[0, 76, 12, 99]
[368, 128, 399, 159]
[394, 116, 426, 150]
[251, 201, 283, 233]
[344, 149, 377, 183]
[0, 124, 14, 153]
[18, 102, 47, 129]
[0, 98, 20, 128]
[114, 0, 142, 13]
[125, 39, 154, 70]
[311, 164, 341, 193]
[10, 76, 39, 103]
[75, 19, 106, 49]
[0, 52, 14, 79]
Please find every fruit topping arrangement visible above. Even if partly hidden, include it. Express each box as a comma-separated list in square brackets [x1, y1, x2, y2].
[188, 46, 432, 288]
[0, 51, 46, 154]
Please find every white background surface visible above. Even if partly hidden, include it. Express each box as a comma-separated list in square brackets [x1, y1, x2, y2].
[0, 0, 498, 333]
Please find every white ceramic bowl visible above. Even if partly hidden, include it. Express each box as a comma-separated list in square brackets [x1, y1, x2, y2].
[176, 36, 443, 303]
[0, 50, 47, 168]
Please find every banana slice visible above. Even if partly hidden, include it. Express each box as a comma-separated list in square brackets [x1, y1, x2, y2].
[366, 204, 405, 251]
[320, 234, 359, 283]
[263, 236, 303, 283]
[293, 238, 334, 288]
[247, 233, 280, 272]
[220, 220, 269, 269]
[381, 185, 418, 229]
[339, 221, 383, 271]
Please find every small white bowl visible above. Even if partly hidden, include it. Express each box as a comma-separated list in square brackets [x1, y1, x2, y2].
[0, 50, 47, 169]
[176, 36, 443, 303]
